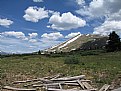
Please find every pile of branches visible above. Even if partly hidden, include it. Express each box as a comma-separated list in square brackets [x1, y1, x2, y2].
[3, 74, 110, 91]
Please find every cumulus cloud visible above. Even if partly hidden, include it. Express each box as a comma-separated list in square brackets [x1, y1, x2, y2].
[33, 0, 43, 3]
[76, 0, 121, 18]
[88, 0, 121, 36]
[28, 33, 38, 38]
[41, 32, 64, 40]
[0, 31, 26, 39]
[65, 32, 81, 38]
[75, 0, 121, 36]
[23, 6, 48, 22]
[47, 12, 86, 30]
[0, 18, 13, 27]
[93, 20, 121, 36]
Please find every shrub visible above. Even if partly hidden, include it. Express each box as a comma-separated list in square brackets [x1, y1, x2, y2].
[80, 51, 98, 56]
[64, 56, 79, 64]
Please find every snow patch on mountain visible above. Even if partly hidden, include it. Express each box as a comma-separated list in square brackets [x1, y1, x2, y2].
[59, 34, 81, 49]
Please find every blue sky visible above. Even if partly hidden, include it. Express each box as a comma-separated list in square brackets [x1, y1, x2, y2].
[0, 0, 121, 53]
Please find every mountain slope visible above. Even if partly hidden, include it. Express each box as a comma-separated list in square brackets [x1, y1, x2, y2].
[44, 34, 108, 53]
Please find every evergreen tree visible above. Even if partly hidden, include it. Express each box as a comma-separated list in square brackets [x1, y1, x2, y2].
[106, 31, 121, 52]
[38, 50, 41, 54]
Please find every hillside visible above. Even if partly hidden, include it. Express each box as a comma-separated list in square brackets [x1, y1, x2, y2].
[44, 34, 108, 53]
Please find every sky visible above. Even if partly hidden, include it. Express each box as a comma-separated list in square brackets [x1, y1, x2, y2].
[0, 0, 121, 53]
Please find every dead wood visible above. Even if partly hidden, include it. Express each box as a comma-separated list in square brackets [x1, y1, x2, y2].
[3, 86, 36, 91]
[99, 84, 110, 91]
[51, 75, 85, 81]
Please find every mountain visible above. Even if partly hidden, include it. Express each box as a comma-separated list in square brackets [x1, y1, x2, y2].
[0, 50, 8, 55]
[43, 34, 108, 54]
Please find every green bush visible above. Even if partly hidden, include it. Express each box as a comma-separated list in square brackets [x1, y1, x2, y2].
[80, 51, 98, 56]
[64, 56, 79, 64]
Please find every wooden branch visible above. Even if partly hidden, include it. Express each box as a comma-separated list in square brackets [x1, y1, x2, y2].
[33, 84, 43, 87]
[60, 80, 90, 83]
[39, 78, 53, 84]
[82, 82, 93, 90]
[47, 88, 94, 91]
[51, 75, 85, 81]
[99, 84, 110, 91]
[24, 81, 42, 87]
[80, 80, 91, 82]
[12, 74, 61, 84]
[13, 80, 32, 84]
[77, 80, 85, 89]
[59, 83, 62, 89]
[33, 82, 79, 87]
[12, 78, 46, 84]
[3, 86, 36, 91]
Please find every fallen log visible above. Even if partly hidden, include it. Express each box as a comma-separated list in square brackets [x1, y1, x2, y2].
[13, 74, 61, 84]
[51, 75, 85, 81]
[33, 82, 79, 87]
[59, 83, 62, 89]
[47, 88, 95, 91]
[3, 86, 36, 91]
[82, 82, 93, 90]
[99, 84, 110, 91]
[39, 78, 53, 83]
[12, 78, 46, 84]
[33, 83, 59, 87]
[13, 80, 32, 84]
[77, 80, 85, 89]
[61, 80, 91, 83]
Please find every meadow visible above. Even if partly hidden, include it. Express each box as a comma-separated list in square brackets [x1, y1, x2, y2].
[0, 50, 121, 89]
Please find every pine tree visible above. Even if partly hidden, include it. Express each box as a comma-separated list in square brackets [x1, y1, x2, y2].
[106, 31, 121, 52]
[38, 50, 41, 54]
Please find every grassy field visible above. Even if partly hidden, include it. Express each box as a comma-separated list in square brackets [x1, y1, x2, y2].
[0, 50, 121, 89]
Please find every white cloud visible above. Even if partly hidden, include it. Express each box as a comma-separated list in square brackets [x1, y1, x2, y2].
[29, 39, 37, 43]
[23, 6, 48, 22]
[0, 31, 64, 53]
[48, 10, 60, 16]
[0, 18, 13, 27]
[41, 32, 64, 40]
[33, 0, 43, 3]
[107, 10, 121, 21]
[28, 33, 38, 38]
[0, 31, 39, 41]
[1, 31, 26, 39]
[75, 0, 121, 36]
[93, 20, 121, 36]
[0, 37, 39, 53]
[76, 0, 85, 6]
[89, 1, 121, 36]
[65, 32, 81, 38]
[48, 12, 86, 30]
[76, 0, 121, 18]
